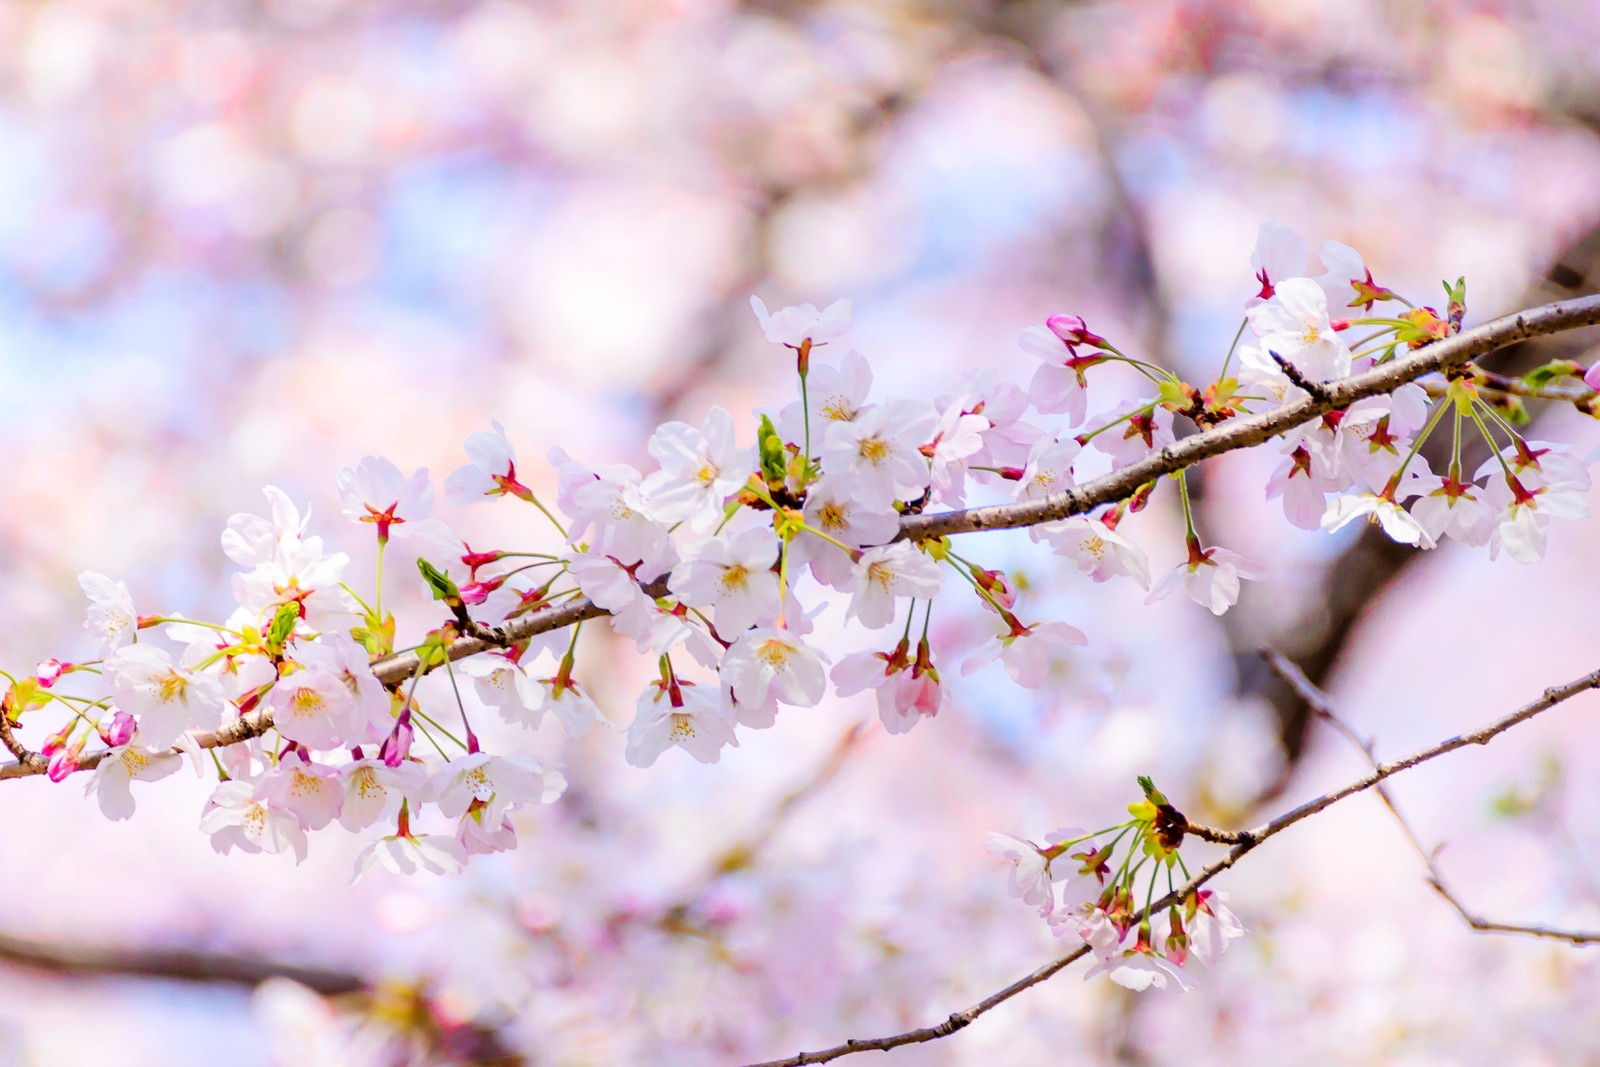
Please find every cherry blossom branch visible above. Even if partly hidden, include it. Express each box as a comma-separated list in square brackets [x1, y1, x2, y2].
[739, 661, 1600, 1066]
[898, 293, 1600, 540]
[1264, 650, 1600, 946]
[4, 295, 1599, 785]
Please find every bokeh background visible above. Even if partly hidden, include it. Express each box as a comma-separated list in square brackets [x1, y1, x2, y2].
[3, 1, 1600, 1063]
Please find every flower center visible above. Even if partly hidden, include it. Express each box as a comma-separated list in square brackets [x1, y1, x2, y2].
[720, 564, 750, 593]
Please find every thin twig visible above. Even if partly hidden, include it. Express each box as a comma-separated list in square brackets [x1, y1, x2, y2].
[738, 662, 1600, 1066]
[1263, 650, 1600, 946]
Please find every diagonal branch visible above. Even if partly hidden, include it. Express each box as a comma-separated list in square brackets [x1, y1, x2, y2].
[1264, 650, 1600, 946]
[4, 294, 1600, 784]
[739, 662, 1600, 1066]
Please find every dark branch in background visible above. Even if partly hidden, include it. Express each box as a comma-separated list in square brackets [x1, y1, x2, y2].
[0, 932, 524, 1065]
[739, 662, 1600, 1067]
[0, 933, 365, 994]
[1264, 651, 1600, 946]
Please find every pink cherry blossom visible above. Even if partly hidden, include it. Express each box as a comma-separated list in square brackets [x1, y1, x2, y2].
[256, 756, 345, 831]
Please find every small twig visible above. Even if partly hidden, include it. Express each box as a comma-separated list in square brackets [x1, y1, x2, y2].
[1267, 349, 1335, 403]
[1180, 821, 1257, 847]
[1264, 649, 1600, 946]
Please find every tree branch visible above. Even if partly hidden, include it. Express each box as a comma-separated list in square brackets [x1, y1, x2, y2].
[4, 294, 1599, 783]
[739, 661, 1600, 1066]
[897, 294, 1600, 540]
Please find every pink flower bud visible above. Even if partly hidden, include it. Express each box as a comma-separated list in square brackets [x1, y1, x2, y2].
[1584, 362, 1600, 393]
[460, 548, 505, 571]
[973, 568, 1018, 612]
[47, 739, 84, 783]
[382, 713, 415, 767]
[459, 574, 506, 605]
[41, 723, 72, 756]
[1046, 314, 1109, 351]
[34, 659, 69, 688]
[104, 710, 137, 747]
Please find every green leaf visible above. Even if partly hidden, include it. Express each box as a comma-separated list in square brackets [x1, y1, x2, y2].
[266, 602, 300, 652]
[757, 414, 787, 483]
[417, 559, 462, 606]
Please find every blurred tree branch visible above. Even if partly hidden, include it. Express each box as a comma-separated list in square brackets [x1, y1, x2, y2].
[0, 931, 525, 1065]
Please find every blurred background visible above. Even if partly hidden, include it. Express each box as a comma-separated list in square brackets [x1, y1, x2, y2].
[3, 1, 1600, 1063]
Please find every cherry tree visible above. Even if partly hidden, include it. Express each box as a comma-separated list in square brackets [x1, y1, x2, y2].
[8, 3, 1600, 1066]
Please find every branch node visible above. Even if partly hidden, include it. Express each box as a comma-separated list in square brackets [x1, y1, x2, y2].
[1268, 349, 1335, 404]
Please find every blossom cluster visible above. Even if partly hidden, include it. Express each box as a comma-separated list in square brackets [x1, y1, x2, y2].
[5, 220, 1594, 990]
[987, 780, 1246, 992]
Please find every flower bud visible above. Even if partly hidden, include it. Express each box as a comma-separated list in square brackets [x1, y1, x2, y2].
[34, 659, 69, 688]
[47, 739, 84, 783]
[104, 710, 137, 747]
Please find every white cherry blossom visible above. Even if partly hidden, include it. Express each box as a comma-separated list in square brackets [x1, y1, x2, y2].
[641, 406, 753, 530]
[1147, 546, 1265, 616]
[78, 572, 137, 655]
[749, 295, 851, 349]
[336, 456, 460, 554]
[625, 682, 739, 767]
[106, 645, 227, 749]
[1321, 492, 1434, 547]
[85, 742, 182, 821]
[1034, 516, 1150, 588]
[668, 526, 782, 636]
[819, 400, 936, 507]
[719, 628, 829, 708]
[200, 780, 309, 863]
[846, 543, 943, 629]
[353, 832, 466, 881]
